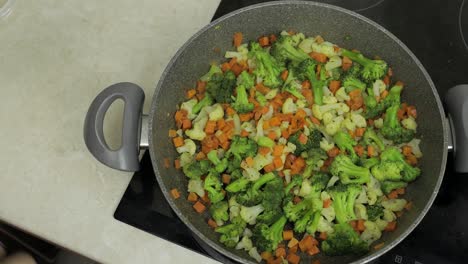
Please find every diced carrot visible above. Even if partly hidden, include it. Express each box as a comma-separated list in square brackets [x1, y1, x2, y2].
[283, 230, 294, 240]
[302, 88, 314, 105]
[288, 237, 299, 248]
[357, 219, 366, 232]
[172, 137, 185, 147]
[293, 196, 302, 205]
[259, 147, 271, 156]
[195, 151, 206, 160]
[299, 235, 317, 252]
[196, 93, 205, 100]
[319, 232, 328, 240]
[387, 190, 399, 199]
[239, 113, 253, 122]
[221, 62, 231, 72]
[245, 156, 255, 167]
[204, 120, 217, 134]
[258, 36, 270, 47]
[281, 129, 290, 139]
[186, 89, 197, 99]
[182, 119, 192, 130]
[196, 80, 207, 93]
[306, 245, 320, 256]
[407, 105, 417, 118]
[261, 251, 273, 261]
[168, 129, 178, 138]
[264, 163, 275, 173]
[295, 109, 307, 119]
[301, 80, 311, 89]
[323, 198, 332, 208]
[290, 157, 305, 174]
[163, 158, 171, 168]
[222, 174, 231, 185]
[225, 106, 236, 116]
[397, 108, 406, 120]
[380, 89, 389, 99]
[174, 109, 188, 123]
[201, 192, 211, 203]
[309, 52, 328, 63]
[267, 130, 277, 140]
[256, 82, 271, 94]
[207, 218, 218, 228]
[329, 80, 341, 95]
[240, 129, 250, 137]
[269, 117, 281, 127]
[367, 145, 376, 157]
[374, 242, 385, 250]
[404, 201, 413, 211]
[269, 34, 277, 43]
[396, 188, 406, 195]
[275, 247, 286, 258]
[221, 140, 230, 150]
[349, 129, 356, 139]
[273, 145, 284, 157]
[267, 258, 282, 264]
[286, 254, 300, 264]
[385, 221, 397, 232]
[349, 220, 358, 232]
[233, 32, 243, 47]
[281, 70, 289, 81]
[355, 127, 366, 137]
[402, 145, 412, 156]
[298, 133, 308, 144]
[354, 145, 365, 157]
[310, 117, 321, 125]
[231, 63, 243, 76]
[273, 157, 283, 169]
[348, 89, 364, 110]
[187, 192, 198, 202]
[327, 147, 340, 158]
[383, 75, 390, 86]
[406, 154, 418, 166]
[170, 188, 180, 199]
[342, 56, 353, 71]
[174, 159, 181, 169]
[289, 244, 299, 254]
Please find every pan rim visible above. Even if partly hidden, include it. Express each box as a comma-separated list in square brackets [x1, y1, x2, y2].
[148, 1, 448, 263]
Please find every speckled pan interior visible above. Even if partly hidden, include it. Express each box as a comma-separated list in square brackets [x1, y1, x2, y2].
[148, 1, 448, 263]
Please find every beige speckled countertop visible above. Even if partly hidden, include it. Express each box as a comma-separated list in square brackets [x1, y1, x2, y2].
[0, 0, 221, 263]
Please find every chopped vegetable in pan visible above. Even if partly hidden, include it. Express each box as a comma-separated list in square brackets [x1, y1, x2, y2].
[169, 31, 422, 263]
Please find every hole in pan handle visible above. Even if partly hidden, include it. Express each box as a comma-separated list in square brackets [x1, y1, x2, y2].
[83, 82, 145, 172]
[445, 84, 468, 172]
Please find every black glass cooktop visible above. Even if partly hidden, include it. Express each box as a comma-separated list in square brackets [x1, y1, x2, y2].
[114, 0, 468, 263]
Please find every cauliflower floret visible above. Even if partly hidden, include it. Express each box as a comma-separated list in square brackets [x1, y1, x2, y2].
[342, 117, 356, 131]
[320, 137, 335, 151]
[335, 87, 350, 102]
[179, 152, 194, 167]
[282, 98, 298, 114]
[325, 116, 344, 135]
[240, 204, 264, 225]
[402, 116, 417, 131]
[296, 99, 307, 108]
[225, 43, 249, 62]
[374, 118, 384, 129]
[322, 112, 335, 125]
[366, 177, 384, 205]
[181, 98, 198, 120]
[298, 37, 315, 53]
[264, 89, 278, 100]
[312, 103, 349, 120]
[188, 179, 205, 197]
[325, 55, 342, 71]
[248, 247, 262, 263]
[375, 218, 389, 231]
[323, 95, 338, 104]
[381, 199, 407, 212]
[354, 204, 368, 220]
[351, 112, 367, 128]
[406, 138, 423, 158]
[321, 206, 336, 222]
[185, 116, 208, 140]
[317, 216, 335, 233]
[208, 104, 224, 121]
[241, 121, 256, 134]
[236, 236, 253, 251]
[373, 79, 387, 96]
[383, 209, 396, 222]
[327, 175, 340, 188]
[311, 41, 340, 57]
[252, 153, 273, 171]
[176, 139, 197, 155]
[229, 196, 241, 220]
[360, 221, 382, 244]
[243, 168, 261, 181]
[355, 187, 369, 204]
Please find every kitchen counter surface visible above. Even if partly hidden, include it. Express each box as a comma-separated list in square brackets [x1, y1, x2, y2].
[0, 0, 221, 263]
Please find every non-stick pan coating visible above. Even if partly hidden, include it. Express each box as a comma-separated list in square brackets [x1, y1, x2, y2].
[148, 2, 447, 263]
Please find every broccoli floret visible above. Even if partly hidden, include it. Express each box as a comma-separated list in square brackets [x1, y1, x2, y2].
[346, 63, 362, 77]
[381, 85, 403, 109]
[306, 210, 322, 235]
[237, 70, 255, 88]
[227, 136, 258, 160]
[283, 197, 312, 222]
[303, 148, 327, 178]
[327, 184, 362, 223]
[200, 64, 223, 81]
[381, 181, 408, 195]
[359, 157, 380, 168]
[333, 131, 358, 162]
[236, 172, 277, 206]
[206, 71, 237, 104]
[367, 205, 384, 221]
[328, 67, 343, 81]
[256, 210, 283, 226]
[210, 201, 229, 224]
[380, 147, 421, 182]
[284, 175, 303, 195]
[182, 160, 211, 179]
[363, 127, 385, 151]
[204, 170, 225, 203]
[282, 67, 305, 99]
[207, 150, 228, 173]
[343, 75, 366, 92]
[271, 35, 310, 64]
[371, 161, 404, 182]
[322, 222, 369, 256]
[192, 93, 214, 115]
[251, 216, 288, 252]
[341, 49, 388, 83]
[288, 129, 322, 156]
[380, 105, 415, 144]
[232, 84, 254, 114]
[226, 177, 250, 193]
[261, 177, 285, 210]
[330, 155, 370, 185]
[249, 42, 284, 88]
[296, 58, 325, 105]
[215, 216, 247, 248]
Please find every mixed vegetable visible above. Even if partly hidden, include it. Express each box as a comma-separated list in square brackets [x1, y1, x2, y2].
[167, 31, 422, 264]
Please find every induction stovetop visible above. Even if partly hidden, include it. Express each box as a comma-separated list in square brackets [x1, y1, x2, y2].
[114, 1, 468, 263]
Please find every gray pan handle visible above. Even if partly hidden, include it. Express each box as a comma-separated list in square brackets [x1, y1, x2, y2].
[445, 84, 468, 173]
[83, 82, 145, 172]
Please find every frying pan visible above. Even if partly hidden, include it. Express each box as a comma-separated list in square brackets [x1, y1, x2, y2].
[83, 1, 468, 263]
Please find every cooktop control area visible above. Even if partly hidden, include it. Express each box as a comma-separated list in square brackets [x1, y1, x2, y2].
[114, 0, 468, 263]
